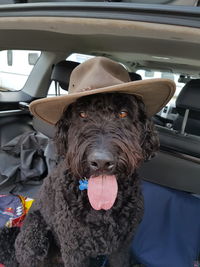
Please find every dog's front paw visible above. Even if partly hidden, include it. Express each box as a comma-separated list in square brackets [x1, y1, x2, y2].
[15, 229, 50, 267]
[14, 210, 51, 266]
[0, 227, 20, 266]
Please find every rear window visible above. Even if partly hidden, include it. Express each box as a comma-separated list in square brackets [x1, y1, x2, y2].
[0, 50, 41, 92]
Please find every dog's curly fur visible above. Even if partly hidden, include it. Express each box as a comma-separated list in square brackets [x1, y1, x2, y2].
[0, 93, 159, 267]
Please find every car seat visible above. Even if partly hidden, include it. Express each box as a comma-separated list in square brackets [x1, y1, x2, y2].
[142, 79, 200, 195]
[51, 60, 80, 95]
[173, 79, 200, 136]
[131, 180, 200, 267]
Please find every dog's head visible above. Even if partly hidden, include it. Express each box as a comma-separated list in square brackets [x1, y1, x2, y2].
[55, 93, 159, 177]
[55, 93, 159, 210]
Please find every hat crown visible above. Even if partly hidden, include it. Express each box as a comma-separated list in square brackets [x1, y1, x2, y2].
[68, 57, 131, 94]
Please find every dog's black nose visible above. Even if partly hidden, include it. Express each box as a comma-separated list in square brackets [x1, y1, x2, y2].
[88, 150, 115, 172]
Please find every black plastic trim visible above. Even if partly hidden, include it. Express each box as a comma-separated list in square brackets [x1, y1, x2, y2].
[0, 91, 37, 111]
[0, 109, 30, 117]
[0, 3, 199, 28]
[139, 150, 200, 194]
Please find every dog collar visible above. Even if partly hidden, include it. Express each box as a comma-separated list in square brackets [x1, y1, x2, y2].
[79, 179, 88, 191]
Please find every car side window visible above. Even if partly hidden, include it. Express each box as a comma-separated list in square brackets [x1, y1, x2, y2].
[0, 50, 41, 92]
[136, 69, 185, 121]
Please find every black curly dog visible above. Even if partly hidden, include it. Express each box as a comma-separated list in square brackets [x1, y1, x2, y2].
[0, 93, 159, 267]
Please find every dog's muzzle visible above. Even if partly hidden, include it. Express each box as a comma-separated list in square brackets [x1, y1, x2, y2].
[86, 149, 118, 211]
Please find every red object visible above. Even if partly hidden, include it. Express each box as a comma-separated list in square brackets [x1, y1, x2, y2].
[0, 264, 5, 267]
[11, 214, 25, 227]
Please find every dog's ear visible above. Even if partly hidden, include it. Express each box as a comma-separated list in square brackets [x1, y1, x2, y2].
[141, 118, 160, 161]
[135, 97, 160, 161]
[54, 106, 72, 157]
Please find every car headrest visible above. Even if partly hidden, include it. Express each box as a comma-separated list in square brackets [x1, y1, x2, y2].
[51, 60, 80, 90]
[176, 79, 200, 119]
[129, 72, 142, 81]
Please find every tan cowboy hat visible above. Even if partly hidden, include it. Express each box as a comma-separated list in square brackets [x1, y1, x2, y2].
[29, 56, 176, 125]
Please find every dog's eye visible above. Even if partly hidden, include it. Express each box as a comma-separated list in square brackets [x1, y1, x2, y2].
[119, 111, 128, 118]
[79, 112, 88, 118]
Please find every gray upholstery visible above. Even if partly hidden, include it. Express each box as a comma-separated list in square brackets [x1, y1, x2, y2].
[139, 150, 200, 194]
[0, 114, 33, 147]
[32, 117, 55, 139]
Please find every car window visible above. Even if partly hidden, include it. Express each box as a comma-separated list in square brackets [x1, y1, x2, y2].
[136, 69, 186, 120]
[0, 50, 41, 92]
[137, 69, 184, 97]
[137, 69, 199, 123]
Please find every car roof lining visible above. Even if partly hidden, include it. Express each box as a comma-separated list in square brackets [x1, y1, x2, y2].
[0, 17, 199, 75]
[0, 17, 199, 38]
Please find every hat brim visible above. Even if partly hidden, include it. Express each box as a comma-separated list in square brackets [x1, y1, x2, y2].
[29, 78, 175, 125]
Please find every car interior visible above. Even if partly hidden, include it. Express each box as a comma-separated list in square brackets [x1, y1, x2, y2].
[0, 4, 199, 266]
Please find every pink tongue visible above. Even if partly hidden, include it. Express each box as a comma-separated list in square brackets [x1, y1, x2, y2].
[87, 175, 118, 210]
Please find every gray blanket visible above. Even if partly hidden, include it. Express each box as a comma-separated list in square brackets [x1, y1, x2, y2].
[0, 131, 56, 187]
